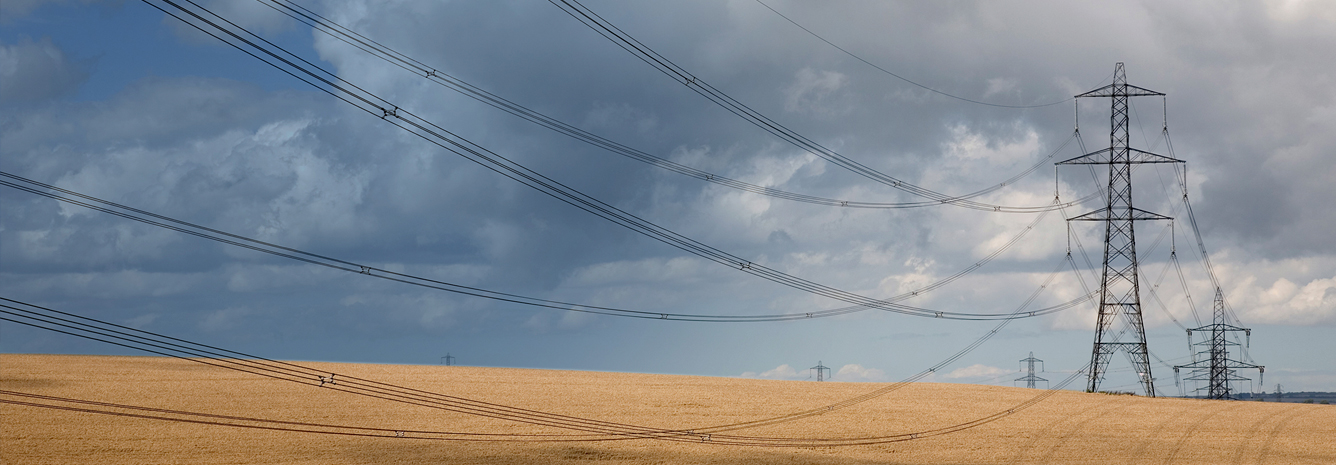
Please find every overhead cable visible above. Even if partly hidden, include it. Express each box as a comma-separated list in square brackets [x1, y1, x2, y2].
[1, 367, 1087, 447]
[547, 0, 1088, 213]
[0, 170, 1090, 321]
[752, 0, 1069, 109]
[0, 287, 1084, 446]
[249, 0, 1095, 211]
[132, 0, 1086, 320]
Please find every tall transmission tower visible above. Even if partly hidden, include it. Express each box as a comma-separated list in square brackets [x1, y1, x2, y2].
[1173, 288, 1264, 399]
[810, 361, 831, 382]
[441, 353, 456, 366]
[1016, 352, 1048, 389]
[1058, 63, 1182, 396]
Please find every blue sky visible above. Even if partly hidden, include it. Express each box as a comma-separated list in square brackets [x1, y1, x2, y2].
[3, 0, 1334, 394]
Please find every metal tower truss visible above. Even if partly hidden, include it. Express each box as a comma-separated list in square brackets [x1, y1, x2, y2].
[1016, 352, 1048, 389]
[810, 361, 831, 382]
[1174, 288, 1264, 399]
[1058, 63, 1183, 396]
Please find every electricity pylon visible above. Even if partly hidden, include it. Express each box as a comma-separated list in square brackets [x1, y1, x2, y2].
[1173, 288, 1263, 399]
[1016, 352, 1048, 389]
[1058, 63, 1182, 396]
[810, 361, 831, 382]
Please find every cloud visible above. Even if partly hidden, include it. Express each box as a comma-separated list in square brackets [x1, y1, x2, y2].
[783, 67, 850, 116]
[3, 0, 1335, 382]
[0, 36, 89, 104]
[983, 78, 1018, 98]
[835, 364, 887, 382]
[738, 363, 887, 382]
[1234, 275, 1336, 325]
[740, 364, 801, 380]
[943, 364, 1011, 381]
[0, 0, 108, 24]
[164, 0, 293, 44]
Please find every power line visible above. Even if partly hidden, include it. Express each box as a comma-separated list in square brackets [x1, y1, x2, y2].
[809, 361, 831, 382]
[1015, 352, 1048, 389]
[1, 170, 1089, 321]
[752, 0, 1070, 109]
[547, 0, 1089, 213]
[54, 0, 1091, 321]
[247, 0, 1097, 211]
[2, 367, 1089, 447]
[1173, 289, 1263, 400]
[0, 300, 679, 439]
[0, 390, 602, 442]
[1057, 63, 1181, 396]
[0, 294, 1088, 446]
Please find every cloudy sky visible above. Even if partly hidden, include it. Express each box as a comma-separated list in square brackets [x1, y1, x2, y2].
[3, 0, 1334, 395]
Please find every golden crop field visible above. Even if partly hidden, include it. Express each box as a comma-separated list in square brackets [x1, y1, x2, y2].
[2, 354, 1332, 464]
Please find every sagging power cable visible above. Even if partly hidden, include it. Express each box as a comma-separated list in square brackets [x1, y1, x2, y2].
[548, 0, 1088, 213]
[752, 0, 1070, 109]
[0, 276, 1083, 446]
[129, 0, 1085, 320]
[1, 367, 1088, 447]
[250, 0, 1096, 211]
[0, 170, 1091, 321]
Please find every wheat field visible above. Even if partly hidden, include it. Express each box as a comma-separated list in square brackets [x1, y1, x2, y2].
[1, 354, 1332, 464]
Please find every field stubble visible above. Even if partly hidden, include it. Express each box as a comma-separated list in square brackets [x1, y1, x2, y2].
[2, 354, 1332, 464]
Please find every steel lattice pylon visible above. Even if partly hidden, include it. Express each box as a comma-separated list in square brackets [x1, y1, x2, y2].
[1016, 352, 1048, 389]
[1174, 288, 1264, 399]
[810, 361, 831, 382]
[1058, 63, 1182, 396]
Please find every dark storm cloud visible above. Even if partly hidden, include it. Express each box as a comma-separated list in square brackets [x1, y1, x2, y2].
[0, 36, 90, 104]
[2, 0, 1334, 390]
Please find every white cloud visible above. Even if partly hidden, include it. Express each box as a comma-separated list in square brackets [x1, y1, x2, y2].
[943, 364, 1011, 381]
[835, 364, 887, 382]
[739, 363, 887, 382]
[3, 0, 1335, 381]
[740, 364, 802, 380]
[783, 67, 850, 116]
[1234, 275, 1336, 325]
[983, 77, 1018, 98]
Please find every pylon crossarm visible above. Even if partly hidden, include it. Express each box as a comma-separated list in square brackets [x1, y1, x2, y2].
[1076, 83, 1165, 98]
[1067, 207, 1173, 222]
[1127, 148, 1185, 164]
[1056, 147, 1183, 165]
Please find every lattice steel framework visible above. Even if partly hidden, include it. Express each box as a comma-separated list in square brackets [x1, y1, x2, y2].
[1016, 352, 1048, 389]
[810, 361, 831, 382]
[1058, 63, 1182, 396]
[1174, 288, 1264, 399]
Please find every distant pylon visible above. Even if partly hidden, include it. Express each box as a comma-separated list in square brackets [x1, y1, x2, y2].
[441, 353, 456, 366]
[1058, 62, 1182, 396]
[810, 361, 831, 382]
[1015, 352, 1048, 389]
[1173, 288, 1263, 399]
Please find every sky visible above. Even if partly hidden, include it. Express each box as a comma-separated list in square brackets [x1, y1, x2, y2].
[2, 0, 1334, 395]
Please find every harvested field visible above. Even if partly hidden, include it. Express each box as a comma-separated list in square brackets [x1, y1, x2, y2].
[2, 354, 1333, 464]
